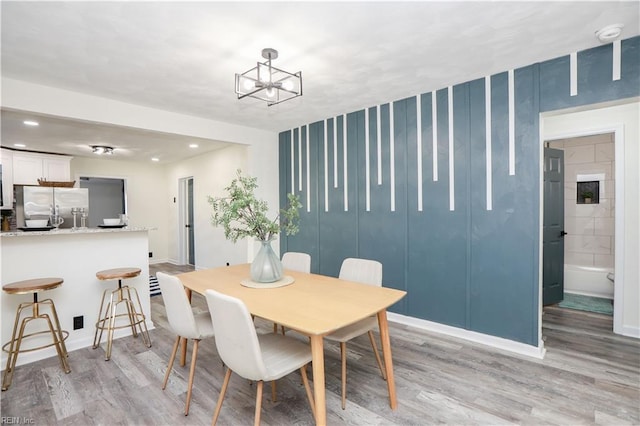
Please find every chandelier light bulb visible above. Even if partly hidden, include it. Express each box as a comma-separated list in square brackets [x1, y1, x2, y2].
[282, 80, 294, 91]
[265, 87, 276, 98]
[243, 78, 255, 91]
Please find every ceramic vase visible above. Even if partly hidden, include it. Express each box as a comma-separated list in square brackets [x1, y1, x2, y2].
[250, 239, 283, 283]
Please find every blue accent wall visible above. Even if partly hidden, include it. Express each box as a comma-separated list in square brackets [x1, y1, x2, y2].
[279, 36, 640, 346]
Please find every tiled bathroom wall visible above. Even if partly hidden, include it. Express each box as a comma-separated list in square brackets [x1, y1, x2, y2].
[548, 133, 615, 268]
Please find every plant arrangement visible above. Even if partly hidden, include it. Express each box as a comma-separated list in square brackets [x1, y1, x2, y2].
[581, 191, 594, 199]
[208, 169, 302, 242]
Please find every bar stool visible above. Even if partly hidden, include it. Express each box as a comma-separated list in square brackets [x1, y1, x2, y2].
[93, 267, 151, 360]
[2, 277, 71, 391]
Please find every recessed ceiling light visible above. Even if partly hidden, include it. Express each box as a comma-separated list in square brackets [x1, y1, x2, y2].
[91, 145, 114, 155]
[595, 24, 624, 43]
[13, 143, 26, 148]
[23, 120, 39, 126]
[189, 144, 199, 148]
[151, 157, 160, 162]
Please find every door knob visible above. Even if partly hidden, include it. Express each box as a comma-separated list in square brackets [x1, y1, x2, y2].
[185, 224, 191, 228]
[560, 231, 568, 237]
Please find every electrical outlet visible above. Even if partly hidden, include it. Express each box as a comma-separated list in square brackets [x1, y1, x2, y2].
[149, 252, 153, 258]
[73, 316, 84, 330]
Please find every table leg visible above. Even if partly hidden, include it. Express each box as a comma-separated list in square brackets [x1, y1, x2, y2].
[181, 287, 193, 367]
[309, 335, 326, 425]
[377, 309, 397, 409]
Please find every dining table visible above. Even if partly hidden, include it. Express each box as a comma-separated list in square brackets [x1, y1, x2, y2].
[177, 263, 406, 426]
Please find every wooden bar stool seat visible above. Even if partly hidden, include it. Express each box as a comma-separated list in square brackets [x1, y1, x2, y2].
[93, 267, 151, 360]
[2, 277, 71, 391]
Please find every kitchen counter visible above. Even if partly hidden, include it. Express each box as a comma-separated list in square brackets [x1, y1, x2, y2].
[1, 226, 154, 237]
[1, 227, 154, 367]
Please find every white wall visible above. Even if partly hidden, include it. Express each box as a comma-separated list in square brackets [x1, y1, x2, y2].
[544, 101, 640, 338]
[165, 144, 249, 267]
[70, 157, 170, 262]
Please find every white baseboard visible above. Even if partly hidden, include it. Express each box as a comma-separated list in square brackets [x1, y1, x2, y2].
[149, 258, 171, 265]
[620, 324, 640, 338]
[387, 312, 546, 359]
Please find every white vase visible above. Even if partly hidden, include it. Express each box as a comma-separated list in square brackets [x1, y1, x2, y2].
[250, 239, 283, 283]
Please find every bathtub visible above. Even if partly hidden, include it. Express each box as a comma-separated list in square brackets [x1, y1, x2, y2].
[564, 264, 614, 299]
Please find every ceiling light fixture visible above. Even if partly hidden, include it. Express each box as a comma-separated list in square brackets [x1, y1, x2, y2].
[23, 120, 39, 126]
[91, 145, 114, 155]
[189, 143, 199, 148]
[595, 24, 624, 43]
[13, 143, 26, 148]
[235, 48, 302, 106]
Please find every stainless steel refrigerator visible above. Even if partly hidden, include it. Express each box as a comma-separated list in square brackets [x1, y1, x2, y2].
[16, 186, 89, 228]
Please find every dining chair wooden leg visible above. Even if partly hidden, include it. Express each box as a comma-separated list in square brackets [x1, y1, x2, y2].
[340, 341, 347, 410]
[184, 339, 200, 416]
[272, 322, 278, 333]
[163, 336, 181, 389]
[368, 330, 387, 380]
[300, 364, 316, 420]
[254, 380, 264, 426]
[212, 367, 232, 426]
[271, 380, 277, 402]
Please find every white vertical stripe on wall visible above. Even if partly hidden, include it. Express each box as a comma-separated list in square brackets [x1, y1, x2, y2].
[570, 52, 578, 96]
[290, 129, 295, 193]
[365, 109, 371, 211]
[333, 117, 338, 188]
[613, 40, 621, 81]
[298, 126, 303, 190]
[416, 95, 423, 211]
[508, 69, 516, 176]
[485, 77, 493, 211]
[390, 102, 396, 212]
[343, 114, 348, 211]
[376, 105, 382, 185]
[306, 124, 311, 212]
[432, 92, 438, 182]
[448, 86, 455, 211]
[324, 120, 329, 212]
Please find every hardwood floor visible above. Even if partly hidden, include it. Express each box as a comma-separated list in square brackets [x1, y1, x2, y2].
[1, 263, 638, 425]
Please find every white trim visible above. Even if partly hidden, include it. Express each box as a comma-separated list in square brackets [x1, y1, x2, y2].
[416, 95, 423, 211]
[306, 124, 311, 212]
[177, 177, 188, 265]
[508, 69, 516, 176]
[432, 91, 438, 182]
[324, 119, 329, 212]
[388, 312, 546, 359]
[570, 52, 578, 96]
[448, 86, 455, 211]
[290, 129, 295, 194]
[485, 77, 493, 211]
[365, 108, 371, 211]
[377, 105, 382, 185]
[612, 40, 621, 81]
[298, 126, 303, 191]
[542, 122, 626, 337]
[333, 117, 338, 188]
[343, 114, 348, 211]
[390, 102, 396, 212]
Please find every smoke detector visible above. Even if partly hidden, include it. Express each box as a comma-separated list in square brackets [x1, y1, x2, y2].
[595, 24, 624, 43]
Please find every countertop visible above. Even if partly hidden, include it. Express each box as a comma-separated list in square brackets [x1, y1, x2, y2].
[0, 226, 154, 237]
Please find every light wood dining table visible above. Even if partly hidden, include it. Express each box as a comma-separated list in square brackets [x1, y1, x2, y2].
[177, 263, 406, 425]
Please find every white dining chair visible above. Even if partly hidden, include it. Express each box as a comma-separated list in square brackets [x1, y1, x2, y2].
[281, 252, 311, 273]
[157, 272, 215, 416]
[204, 289, 315, 426]
[276, 252, 312, 334]
[326, 257, 387, 410]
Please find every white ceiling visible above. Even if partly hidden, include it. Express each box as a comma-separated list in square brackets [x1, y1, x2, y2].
[1, 1, 638, 163]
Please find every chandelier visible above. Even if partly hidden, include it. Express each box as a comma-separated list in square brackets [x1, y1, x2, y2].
[235, 48, 302, 106]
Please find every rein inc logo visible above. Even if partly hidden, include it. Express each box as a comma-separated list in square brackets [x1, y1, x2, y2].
[1, 418, 34, 425]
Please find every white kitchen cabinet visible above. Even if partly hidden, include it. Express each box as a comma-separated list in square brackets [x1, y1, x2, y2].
[1, 148, 14, 209]
[12, 152, 72, 185]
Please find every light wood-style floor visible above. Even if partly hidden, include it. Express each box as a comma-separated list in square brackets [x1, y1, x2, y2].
[1, 262, 638, 425]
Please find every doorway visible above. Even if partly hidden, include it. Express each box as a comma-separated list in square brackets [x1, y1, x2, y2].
[179, 177, 195, 266]
[79, 176, 126, 227]
[542, 110, 626, 336]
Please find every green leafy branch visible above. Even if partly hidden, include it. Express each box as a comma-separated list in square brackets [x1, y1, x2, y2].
[208, 169, 301, 243]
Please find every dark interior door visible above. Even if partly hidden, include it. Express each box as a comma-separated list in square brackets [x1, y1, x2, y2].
[187, 178, 195, 265]
[543, 147, 565, 305]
